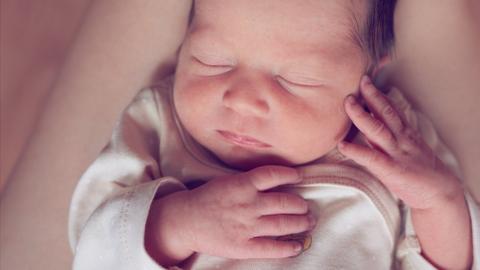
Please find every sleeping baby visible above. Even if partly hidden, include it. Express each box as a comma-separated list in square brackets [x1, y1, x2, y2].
[68, 0, 479, 269]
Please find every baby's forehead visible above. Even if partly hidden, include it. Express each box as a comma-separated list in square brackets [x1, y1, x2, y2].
[191, 0, 367, 53]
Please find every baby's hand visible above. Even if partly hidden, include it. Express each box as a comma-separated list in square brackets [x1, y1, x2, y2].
[185, 166, 314, 258]
[338, 76, 463, 210]
[148, 166, 315, 264]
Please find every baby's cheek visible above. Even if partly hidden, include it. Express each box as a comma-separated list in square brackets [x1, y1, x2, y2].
[174, 83, 208, 128]
[279, 111, 339, 160]
[322, 101, 352, 141]
[175, 80, 211, 109]
[333, 119, 352, 142]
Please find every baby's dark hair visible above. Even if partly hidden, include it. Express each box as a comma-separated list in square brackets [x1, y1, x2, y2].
[361, 0, 397, 66]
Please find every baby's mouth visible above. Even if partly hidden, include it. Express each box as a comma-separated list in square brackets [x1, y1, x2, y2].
[217, 130, 272, 148]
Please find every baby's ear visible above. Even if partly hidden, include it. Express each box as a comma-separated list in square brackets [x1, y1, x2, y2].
[371, 55, 392, 78]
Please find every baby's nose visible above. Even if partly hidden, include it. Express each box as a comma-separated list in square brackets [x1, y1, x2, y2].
[222, 88, 270, 117]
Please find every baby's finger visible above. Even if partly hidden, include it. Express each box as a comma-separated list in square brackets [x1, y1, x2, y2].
[247, 166, 301, 191]
[344, 95, 397, 153]
[244, 237, 303, 258]
[338, 141, 396, 181]
[360, 76, 405, 134]
[256, 192, 309, 216]
[252, 213, 315, 237]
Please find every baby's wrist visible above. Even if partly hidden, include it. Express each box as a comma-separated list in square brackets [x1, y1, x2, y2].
[145, 191, 194, 266]
[413, 173, 465, 211]
[409, 186, 472, 269]
[433, 176, 465, 208]
[412, 182, 465, 214]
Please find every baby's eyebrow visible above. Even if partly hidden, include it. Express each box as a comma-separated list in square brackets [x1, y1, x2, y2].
[344, 2, 367, 54]
[348, 18, 364, 52]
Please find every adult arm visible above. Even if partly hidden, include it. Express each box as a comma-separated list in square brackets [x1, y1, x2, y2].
[392, 2, 480, 267]
[0, 0, 90, 189]
[392, 0, 480, 200]
[0, 1, 191, 269]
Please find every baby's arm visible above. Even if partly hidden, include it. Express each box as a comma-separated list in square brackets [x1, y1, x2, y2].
[68, 88, 189, 270]
[409, 195, 472, 268]
[338, 76, 474, 269]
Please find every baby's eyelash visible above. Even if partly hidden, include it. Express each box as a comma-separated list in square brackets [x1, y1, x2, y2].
[192, 56, 234, 68]
[191, 56, 233, 76]
[277, 77, 302, 93]
[277, 76, 323, 89]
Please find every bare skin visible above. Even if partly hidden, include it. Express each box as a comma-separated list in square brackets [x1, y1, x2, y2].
[392, 0, 480, 200]
[0, 1, 192, 269]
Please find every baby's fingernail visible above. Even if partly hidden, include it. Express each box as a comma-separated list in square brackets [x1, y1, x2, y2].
[346, 95, 356, 105]
[294, 243, 303, 253]
[361, 75, 371, 85]
[302, 234, 313, 251]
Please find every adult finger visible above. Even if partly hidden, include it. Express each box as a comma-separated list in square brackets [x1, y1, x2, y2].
[256, 192, 309, 216]
[247, 166, 302, 191]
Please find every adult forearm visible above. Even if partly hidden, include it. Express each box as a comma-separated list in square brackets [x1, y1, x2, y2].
[393, 0, 480, 201]
[411, 192, 472, 269]
[0, 1, 191, 269]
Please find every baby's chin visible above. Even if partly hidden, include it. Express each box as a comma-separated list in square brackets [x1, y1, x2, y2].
[220, 154, 293, 171]
[213, 147, 325, 172]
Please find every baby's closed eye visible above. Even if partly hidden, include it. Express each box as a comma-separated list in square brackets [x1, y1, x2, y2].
[191, 55, 234, 76]
[276, 76, 325, 94]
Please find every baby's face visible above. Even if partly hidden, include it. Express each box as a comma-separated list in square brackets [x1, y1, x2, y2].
[174, 0, 369, 170]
